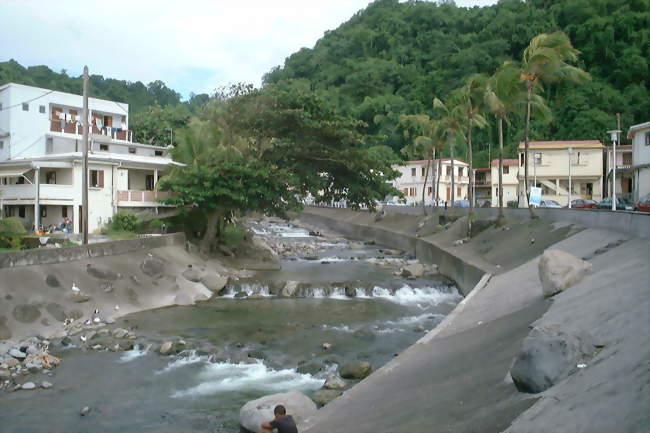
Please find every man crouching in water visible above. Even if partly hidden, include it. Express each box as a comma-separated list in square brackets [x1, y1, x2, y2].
[260, 405, 298, 433]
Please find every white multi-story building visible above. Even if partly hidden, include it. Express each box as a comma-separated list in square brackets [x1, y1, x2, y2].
[0, 83, 181, 234]
[628, 121, 650, 200]
[490, 158, 519, 207]
[391, 159, 469, 205]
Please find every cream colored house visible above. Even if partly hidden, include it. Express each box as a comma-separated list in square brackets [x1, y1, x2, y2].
[490, 159, 519, 207]
[391, 159, 469, 205]
[628, 121, 650, 200]
[517, 140, 604, 206]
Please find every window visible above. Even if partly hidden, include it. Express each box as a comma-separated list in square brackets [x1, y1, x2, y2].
[46, 171, 56, 184]
[503, 166, 509, 174]
[16, 176, 25, 184]
[428, 186, 433, 196]
[39, 105, 46, 114]
[446, 166, 451, 176]
[409, 187, 416, 196]
[90, 170, 104, 188]
[421, 167, 425, 176]
[99, 144, 109, 151]
[128, 147, 136, 154]
[0, 103, 3, 110]
[22, 103, 29, 111]
[18, 205, 25, 218]
[62, 206, 68, 218]
[154, 150, 163, 157]
[0, 141, 3, 150]
[645, 132, 650, 146]
[459, 167, 464, 177]
[457, 187, 461, 197]
[41, 206, 47, 218]
[520, 153, 524, 166]
[46, 137, 53, 153]
[411, 168, 416, 176]
[145, 174, 155, 191]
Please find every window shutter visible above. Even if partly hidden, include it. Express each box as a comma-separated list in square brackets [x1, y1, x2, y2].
[98, 170, 104, 188]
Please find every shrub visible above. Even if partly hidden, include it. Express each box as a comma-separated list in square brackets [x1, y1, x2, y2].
[149, 219, 163, 228]
[0, 217, 27, 234]
[110, 211, 138, 232]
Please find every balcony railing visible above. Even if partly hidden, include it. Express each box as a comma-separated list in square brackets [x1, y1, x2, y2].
[117, 190, 173, 205]
[0, 184, 74, 201]
[50, 119, 133, 142]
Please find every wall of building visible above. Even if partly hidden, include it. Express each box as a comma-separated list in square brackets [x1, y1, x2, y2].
[519, 147, 604, 178]
[0, 87, 11, 161]
[393, 160, 470, 205]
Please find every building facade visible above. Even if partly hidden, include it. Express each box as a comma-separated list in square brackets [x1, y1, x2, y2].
[628, 121, 650, 200]
[517, 140, 604, 207]
[490, 159, 519, 207]
[605, 144, 633, 200]
[392, 159, 469, 205]
[474, 168, 491, 206]
[0, 83, 181, 234]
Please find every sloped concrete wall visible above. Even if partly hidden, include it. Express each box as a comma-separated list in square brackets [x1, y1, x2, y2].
[0, 233, 186, 269]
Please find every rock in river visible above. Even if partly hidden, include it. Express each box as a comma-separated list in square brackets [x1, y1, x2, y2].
[21, 382, 36, 390]
[312, 389, 343, 406]
[239, 391, 316, 433]
[340, 361, 372, 379]
[323, 374, 346, 390]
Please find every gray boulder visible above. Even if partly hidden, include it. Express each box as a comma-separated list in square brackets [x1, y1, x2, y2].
[9, 348, 26, 359]
[538, 249, 592, 297]
[86, 265, 119, 281]
[340, 361, 372, 379]
[280, 281, 299, 298]
[401, 264, 425, 278]
[182, 265, 203, 283]
[200, 274, 229, 294]
[323, 374, 346, 390]
[239, 391, 317, 433]
[312, 389, 342, 406]
[510, 326, 596, 394]
[21, 382, 36, 390]
[159, 342, 173, 355]
[296, 360, 323, 375]
[141, 257, 166, 279]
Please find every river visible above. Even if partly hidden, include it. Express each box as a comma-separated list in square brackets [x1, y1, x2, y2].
[0, 221, 461, 433]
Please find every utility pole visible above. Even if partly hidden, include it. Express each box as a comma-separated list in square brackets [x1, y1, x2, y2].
[568, 147, 573, 208]
[82, 66, 89, 244]
[608, 113, 622, 212]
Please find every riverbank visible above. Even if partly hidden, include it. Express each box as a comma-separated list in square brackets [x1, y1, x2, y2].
[297, 207, 649, 433]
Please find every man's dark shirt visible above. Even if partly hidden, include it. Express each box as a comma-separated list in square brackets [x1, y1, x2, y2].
[270, 415, 298, 433]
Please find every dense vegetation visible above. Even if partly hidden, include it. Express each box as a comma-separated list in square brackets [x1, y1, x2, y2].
[264, 0, 649, 167]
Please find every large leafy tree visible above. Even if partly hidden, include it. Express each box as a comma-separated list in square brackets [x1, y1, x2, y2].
[519, 31, 590, 209]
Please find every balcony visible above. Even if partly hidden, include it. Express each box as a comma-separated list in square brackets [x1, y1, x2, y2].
[0, 184, 74, 202]
[50, 119, 133, 142]
[117, 190, 174, 207]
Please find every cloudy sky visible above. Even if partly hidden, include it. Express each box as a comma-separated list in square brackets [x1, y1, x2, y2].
[0, 0, 497, 99]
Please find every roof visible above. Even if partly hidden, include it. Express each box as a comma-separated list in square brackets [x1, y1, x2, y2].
[0, 82, 129, 108]
[491, 159, 519, 167]
[517, 140, 604, 149]
[627, 121, 650, 139]
[0, 152, 183, 168]
[405, 158, 468, 166]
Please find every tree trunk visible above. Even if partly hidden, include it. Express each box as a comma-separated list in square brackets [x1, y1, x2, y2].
[422, 158, 431, 215]
[450, 138, 455, 208]
[467, 116, 474, 237]
[432, 148, 438, 206]
[498, 117, 505, 219]
[524, 82, 536, 218]
[435, 156, 441, 206]
[201, 210, 222, 255]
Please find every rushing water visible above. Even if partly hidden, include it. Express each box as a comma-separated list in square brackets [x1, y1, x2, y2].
[0, 222, 461, 433]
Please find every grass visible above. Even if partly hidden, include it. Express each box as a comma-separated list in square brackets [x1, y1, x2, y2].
[103, 229, 138, 240]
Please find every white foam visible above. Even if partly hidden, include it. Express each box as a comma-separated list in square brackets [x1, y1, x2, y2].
[156, 351, 207, 374]
[117, 344, 150, 363]
[384, 313, 445, 326]
[171, 361, 323, 398]
[371, 285, 462, 307]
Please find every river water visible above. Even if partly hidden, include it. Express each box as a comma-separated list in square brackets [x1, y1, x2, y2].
[0, 222, 461, 433]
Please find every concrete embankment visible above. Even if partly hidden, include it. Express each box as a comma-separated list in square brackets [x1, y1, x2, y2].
[0, 234, 216, 341]
[298, 207, 649, 433]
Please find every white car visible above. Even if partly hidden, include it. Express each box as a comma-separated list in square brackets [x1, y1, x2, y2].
[539, 200, 563, 208]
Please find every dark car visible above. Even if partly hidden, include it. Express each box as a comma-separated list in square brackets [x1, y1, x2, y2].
[635, 194, 650, 213]
[570, 199, 597, 209]
[597, 197, 634, 211]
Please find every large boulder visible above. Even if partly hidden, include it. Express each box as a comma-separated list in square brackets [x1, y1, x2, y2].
[312, 389, 342, 407]
[323, 374, 347, 390]
[401, 264, 425, 278]
[280, 281, 300, 298]
[340, 361, 372, 379]
[141, 257, 166, 279]
[239, 391, 317, 433]
[182, 265, 204, 283]
[200, 274, 229, 295]
[510, 326, 596, 394]
[538, 249, 592, 297]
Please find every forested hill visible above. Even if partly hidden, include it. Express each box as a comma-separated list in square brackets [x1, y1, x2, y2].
[0, 59, 209, 115]
[264, 0, 650, 165]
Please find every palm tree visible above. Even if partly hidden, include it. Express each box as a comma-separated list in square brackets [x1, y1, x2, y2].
[520, 32, 590, 211]
[486, 62, 525, 220]
[433, 95, 465, 209]
[457, 74, 489, 232]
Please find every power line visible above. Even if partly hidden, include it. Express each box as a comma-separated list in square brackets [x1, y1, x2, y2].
[0, 90, 55, 112]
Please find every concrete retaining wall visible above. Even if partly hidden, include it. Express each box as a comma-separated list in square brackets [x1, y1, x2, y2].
[382, 205, 650, 238]
[0, 233, 186, 268]
[300, 209, 485, 296]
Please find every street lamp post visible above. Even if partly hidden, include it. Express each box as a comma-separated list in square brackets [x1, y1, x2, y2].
[568, 147, 573, 208]
[607, 129, 621, 211]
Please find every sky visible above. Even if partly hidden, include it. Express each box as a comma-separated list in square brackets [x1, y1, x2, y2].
[0, 0, 498, 99]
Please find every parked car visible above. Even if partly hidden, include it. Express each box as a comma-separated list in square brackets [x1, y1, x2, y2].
[570, 199, 597, 209]
[454, 200, 470, 207]
[597, 197, 635, 211]
[635, 194, 650, 213]
[538, 200, 563, 208]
